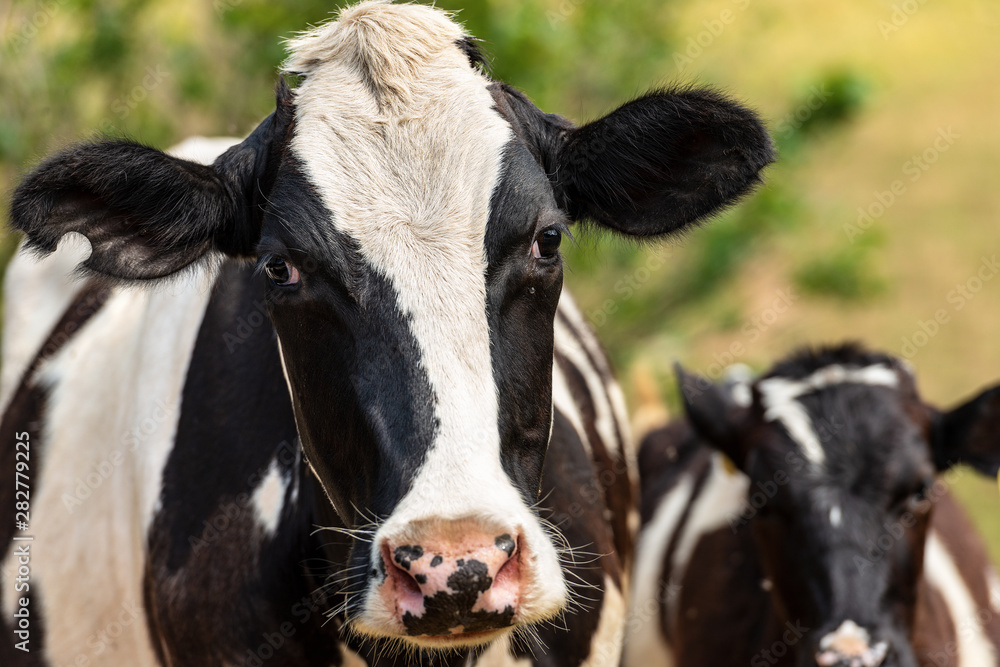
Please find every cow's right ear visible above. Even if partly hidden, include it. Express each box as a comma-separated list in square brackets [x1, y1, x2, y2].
[10, 80, 294, 282]
[676, 363, 750, 468]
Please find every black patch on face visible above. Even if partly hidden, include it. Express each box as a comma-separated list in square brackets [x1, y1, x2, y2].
[484, 140, 565, 502]
[414, 574, 427, 585]
[260, 155, 439, 531]
[430, 555, 443, 568]
[394, 545, 424, 571]
[495, 534, 515, 556]
[146, 261, 337, 664]
[402, 559, 514, 636]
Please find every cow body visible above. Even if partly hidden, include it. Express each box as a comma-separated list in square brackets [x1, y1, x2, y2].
[626, 347, 1000, 667]
[1, 2, 773, 664]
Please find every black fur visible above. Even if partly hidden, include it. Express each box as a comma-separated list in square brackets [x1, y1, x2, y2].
[10, 81, 293, 281]
[490, 83, 776, 236]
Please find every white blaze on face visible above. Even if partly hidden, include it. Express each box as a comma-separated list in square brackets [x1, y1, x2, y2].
[283, 1, 566, 633]
[757, 364, 899, 466]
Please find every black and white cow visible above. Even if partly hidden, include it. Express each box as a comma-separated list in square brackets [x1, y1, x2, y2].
[0, 2, 773, 665]
[626, 344, 1000, 667]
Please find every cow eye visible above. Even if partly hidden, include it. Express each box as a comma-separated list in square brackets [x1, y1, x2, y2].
[531, 228, 562, 259]
[902, 477, 935, 513]
[265, 258, 300, 287]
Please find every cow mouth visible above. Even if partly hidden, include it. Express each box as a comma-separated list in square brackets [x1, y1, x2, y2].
[406, 627, 512, 650]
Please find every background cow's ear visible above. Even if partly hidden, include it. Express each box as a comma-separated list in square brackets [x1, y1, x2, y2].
[9, 80, 293, 282]
[676, 363, 750, 468]
[493, 84, 775, 237]
[931, 383, 1000, 475]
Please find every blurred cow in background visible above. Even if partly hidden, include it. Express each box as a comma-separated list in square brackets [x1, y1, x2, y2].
[627, 344, 1000, 667]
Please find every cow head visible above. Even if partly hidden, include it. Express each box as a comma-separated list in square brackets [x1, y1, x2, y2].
[678, 345, 1000, 667]
[10, 0, 773, 650]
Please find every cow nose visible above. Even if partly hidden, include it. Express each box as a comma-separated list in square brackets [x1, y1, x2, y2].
[382, 526, 521, 637]
[815, 620, 889, 667]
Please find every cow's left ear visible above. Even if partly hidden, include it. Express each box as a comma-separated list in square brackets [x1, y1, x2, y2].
[492, 84, 775, 237]
[931, 383, 1000, 475]
[676, 364, 751, 468]
[10, 80, 294, 281]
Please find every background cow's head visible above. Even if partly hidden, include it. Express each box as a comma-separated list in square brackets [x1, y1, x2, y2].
[678, 344, 1000, 667]
[10, 0, 773, 650]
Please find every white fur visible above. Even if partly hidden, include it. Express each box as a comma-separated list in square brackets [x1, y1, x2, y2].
[667, 454, 749, 620]
[471, 635, 530, 667]
[722, 363, 754, 408]
[757, 364, 899, 465]
[581, 576, 628, 667]
[253, 458, 288, 536]
[556, 294, 634, 461]
[282, 1, 565, 640]
[623, 474, 697, 667]
[924, 531, 998, 666]
[987, 567, 1000, 613]
[0, 234, 90, 415]
[554, 303, 626, 464]
[166, 135, 242, 163]
[0, 138, 230, 665]
[0, 263, 217, 666]
[553, 358, 591, 454]
[624, 455, 748, 667]
[555, 295, 639, 558]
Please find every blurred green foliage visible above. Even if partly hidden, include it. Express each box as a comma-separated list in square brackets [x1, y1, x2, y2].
[0, 0, 872, 368]
[794, 232, 887, 301]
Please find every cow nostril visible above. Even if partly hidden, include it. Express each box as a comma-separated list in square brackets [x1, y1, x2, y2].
[395, 566, 422, 597]
[382, 543, 425, 600]
[495, 533, 515, 556]
[493, 536, 520, 588]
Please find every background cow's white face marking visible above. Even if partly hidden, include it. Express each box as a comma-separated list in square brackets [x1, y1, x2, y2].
[757, 363, 899, 467]
[677, 346, 1000, 664]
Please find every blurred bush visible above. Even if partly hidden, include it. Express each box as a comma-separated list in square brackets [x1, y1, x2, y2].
[0, 0, 866, 345]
